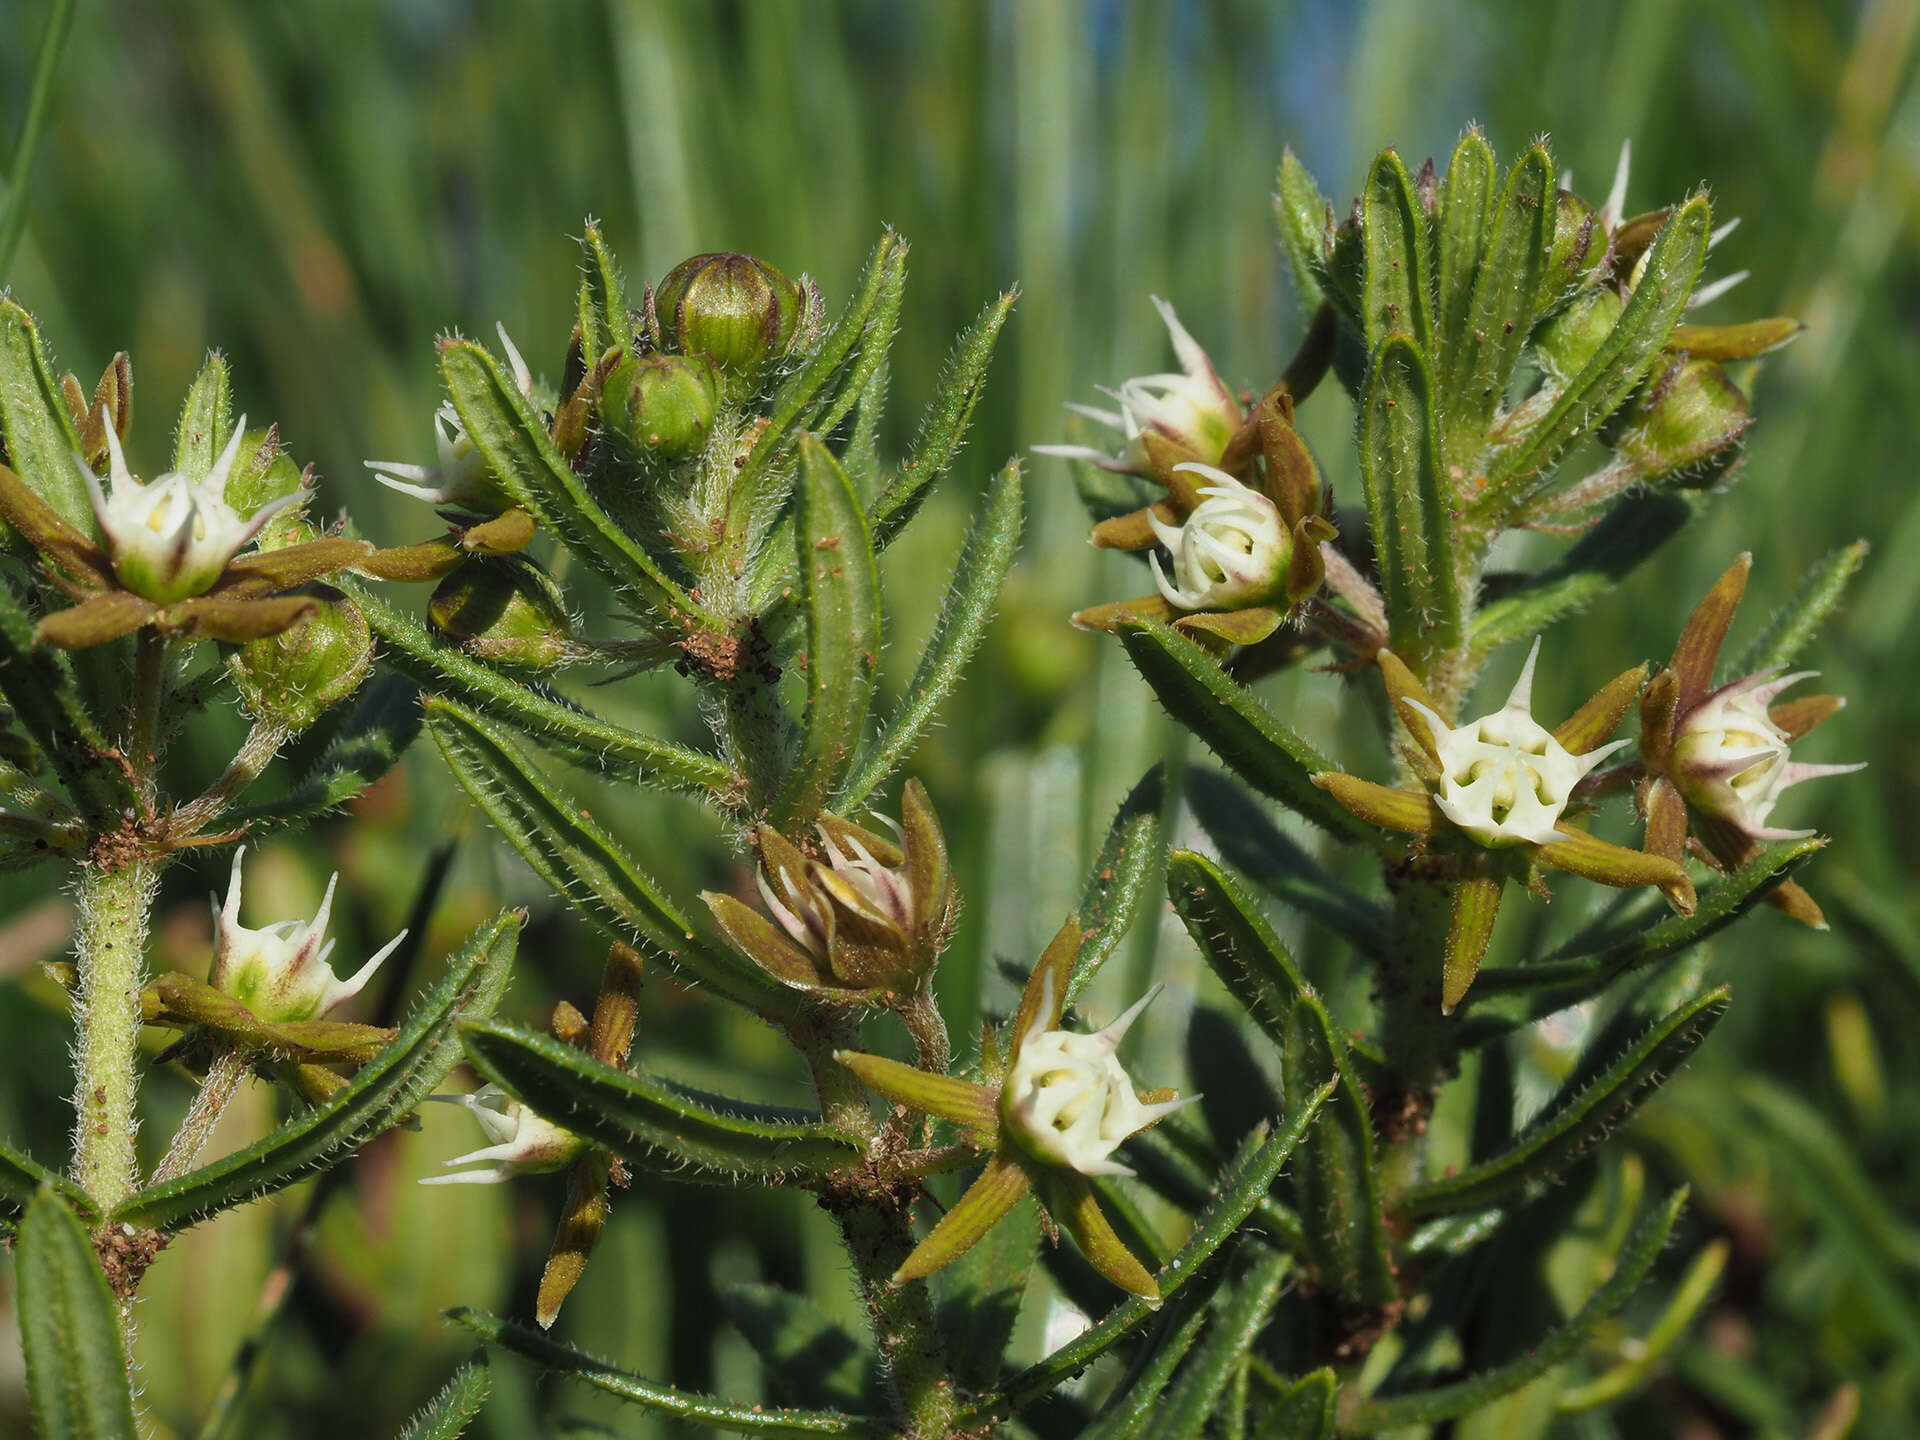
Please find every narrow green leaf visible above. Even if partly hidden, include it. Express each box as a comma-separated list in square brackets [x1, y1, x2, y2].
[1733, 539, 1869, 675]
[1142, 1248, 1294, 1440]
[582, 221, 632, 355]
[1065, 764, 1166, 1007]
[395, 1351, 491, 1440]
[1119, 621, 1375, 844]
[424, 697, 788, 1016]
[440, 339, 711, 629]
[1401, 988, 1727, 1218]
[1359, 333, 1461, 658]
[1470, 837, 1823, 1006]
[1123, 1123, 1310, 1262]
[1434, 130, 1496, 385]
[935, 1190, 1042, 1394]
[224, 672, 421, 832]
[1185, 770, 1390, 957]
[1274, 149, 1331, 309]
[1445, 143, 1554, 460]
[963, 1083, 1334, 1425]
[728, 232, 908, 555]
[808, 248, 906, 448]
[462, 1020, 863, 1183]
[1557, 1239, 1729, 1411]
[723, 1283, 883, 1414]
[1343, 1189, 1689, 1432]
[1254, 1369, 1336, 1440]
[1479, 195, 1712, 516]
[1080, 1294, 1211, 1440]
[1167, 849, 1308, 1049]
[113, 912, 520, 1230]
[1287, 993, 1396, 1305]
[1469, 491, 1697, 653]
[354, 582, 735, 795]
[0, 1139, 92, 1227]
[449, 1309, 881, 1434]
[869, 289, 1017, 549]
[0, 578, 131, 825]
[771, 435, 881, 827]
[172, 352, 233, 482]
[18, 1190, 137, 1440]
[1360, 150, 1433, 354]
[0, 297, 91, 534]
[840, 460, 1023, 810]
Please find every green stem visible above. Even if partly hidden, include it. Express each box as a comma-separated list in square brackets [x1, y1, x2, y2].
[1374, 870, 1456, 1191]
[70, 851, 159, 1211]
[129, 631, 171, 798]
[792, 1016, 960, 1439]
[151, 1045, 250, 1186]
[0, 0, 77, 285]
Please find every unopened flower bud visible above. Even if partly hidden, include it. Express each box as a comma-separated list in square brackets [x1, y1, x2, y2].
[652, 252, 811, 388]
[228, 582, 373, 730]
[601, 353, 721, 460]
[1002, 982, 1193, 1177]
[1147, 463, 1290, 612]
[1405, 639, 1627, 847]
[77, 417, 296, 605]
[1538, 190, 1603, 313]
[428, 557, 576, 668]
[420, 1084, 585, 1186]
[1671, 672, 1864, 840]
[1534, 287, 1625, 388]
[1610, 355, 1749, 485]
[210, 846, 406, 1024]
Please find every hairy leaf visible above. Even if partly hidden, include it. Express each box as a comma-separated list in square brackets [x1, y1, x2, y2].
[1434, 130, 1496, 390]
[1274, 150, 1331, 309]
[461, 1021, 863, 1183]
[113, 912, 519, 1230]
[1167, 849, 1309, 1049]
[0, 1139, 91, 1228]
[1359, 333, 1461, 658]
[1065, 764, 1166, 1006]
[172, 352, 233, 482]
[395, 1351, 492, 1440]
[1079, 1294, 1211, 1440]
[1360, 150, 1433, 354]
[1142, 1248, 1294, 1439]
[450, 1307, 885, 1435]
[0, 297, 92, 534]
[225, 672, 421, 831]
[1733, 539, 1869, 675]
[0, 575, 132, 824]
[18, 1190, 137, 1440]
[1255, 1368, 1336, 1439]
[723, 1284, 884, 1414]
[840, 459, 1023, 809]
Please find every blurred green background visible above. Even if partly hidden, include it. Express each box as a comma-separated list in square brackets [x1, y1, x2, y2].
[0, 1, 1915, 1435]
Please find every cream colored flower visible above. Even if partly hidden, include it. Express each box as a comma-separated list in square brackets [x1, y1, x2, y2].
[1670, 671, 1864, 840]
[1405, 639, 1628, 847]
[420, 1085, 585, 1186]
[1145, 462, 1290, 612]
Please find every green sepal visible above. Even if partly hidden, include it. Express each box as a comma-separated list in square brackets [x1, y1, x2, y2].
[1184, 769, 1389, 956]
[1401, 988, 1727, 1219]
[439, 338, 711, 630]
[461, 1020, 864, 1184]
[425, 696, 789, 1017]
[934, 1186, 1042, 1394]
[1119, 620, 1375, 844]
[1065, 764, 1165, 1007]
[1434, 129, 1497, 387]
[1341, 1188, 1689, 1432]
[450, 1307, 882, 1434]
[1255, 1368, 1337, 1439]
[1144, 1247, 1294, 1439]
[353, 582, 734, 795]
[224, 672, 422, 833]
[958, 1085, 1333, 1427]
[1286, 992, 1397, 1306]
[1477, 194, 1712, 519]
[869, 289, 1016, 548]
[721, 1284, 884, 1415]
[1733, 539, 1869, 675]
[394, 1351, 492, 1440]
[1444, 861, 1505, 1013]
[1274, 148, 1332, 309]
[839, 459, 1022, 810]
[1360, 150, 1434, 355]
[1444, 142, 1554, 467]
[0, 297, 93, 536]
[770, 434, 882, 827]
[1359, 332, 1461, 659]
[896, 1150, 1033, 1283]
[18, 1190, 138, 1440]
[112, 911, 520, 1230]
[834, 1050, 997, 1138]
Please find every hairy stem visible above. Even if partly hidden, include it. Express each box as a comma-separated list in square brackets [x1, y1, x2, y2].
[129, 631, 171, 798]
[169, 717, 290, 837]
[152, 1045, 250, 1186]
[70, 852, 159, 1210]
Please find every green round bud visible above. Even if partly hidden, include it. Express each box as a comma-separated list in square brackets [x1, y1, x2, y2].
[428, 557, 577, 669]
[601, 353, 721, 459]
[652, 252, 806, 382]
[227, 587, 373, 731]
[1533, 286, 1624, 388]
[1611, 356, 1750, 486]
